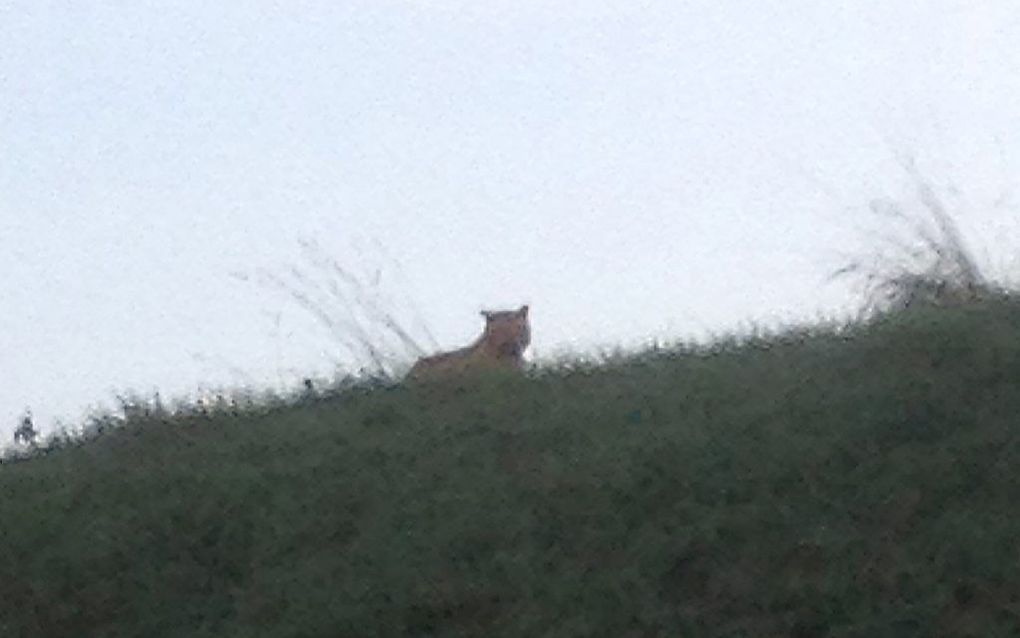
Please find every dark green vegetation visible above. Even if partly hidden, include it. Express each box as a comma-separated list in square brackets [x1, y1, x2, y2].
[4, 298, 1020, 637]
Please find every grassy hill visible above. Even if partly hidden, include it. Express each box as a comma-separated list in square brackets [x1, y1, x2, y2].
[4, 297, 1020, 637]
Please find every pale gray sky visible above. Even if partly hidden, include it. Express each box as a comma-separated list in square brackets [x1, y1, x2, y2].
[3, 0, 1020, 438]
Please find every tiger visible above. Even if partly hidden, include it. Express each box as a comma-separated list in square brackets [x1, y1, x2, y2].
[406, 305, 531, 382]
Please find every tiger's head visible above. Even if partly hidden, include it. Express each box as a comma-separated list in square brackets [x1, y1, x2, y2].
[480, 304, 531, 360]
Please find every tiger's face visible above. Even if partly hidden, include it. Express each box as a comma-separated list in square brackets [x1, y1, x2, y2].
[480, 305, 530, 358]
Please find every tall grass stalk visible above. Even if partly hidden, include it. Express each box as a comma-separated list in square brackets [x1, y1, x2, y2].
[232, 237, 437, 380]
[831, 153, 1004, 316]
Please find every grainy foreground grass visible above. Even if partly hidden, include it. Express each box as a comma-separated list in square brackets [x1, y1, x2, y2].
[4, 296, 1020, 637]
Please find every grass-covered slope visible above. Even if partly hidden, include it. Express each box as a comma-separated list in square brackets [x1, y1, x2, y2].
[4, 299, 1020, 637]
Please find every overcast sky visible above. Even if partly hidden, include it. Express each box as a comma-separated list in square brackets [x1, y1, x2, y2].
[3, 0, 1020, 439]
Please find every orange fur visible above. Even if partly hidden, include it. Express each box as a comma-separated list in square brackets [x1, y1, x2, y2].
[406, 305, 530, 381]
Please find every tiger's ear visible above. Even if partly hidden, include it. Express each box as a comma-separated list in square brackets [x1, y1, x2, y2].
[481, 310, 495, 321]
[518, 305, 529, 317]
